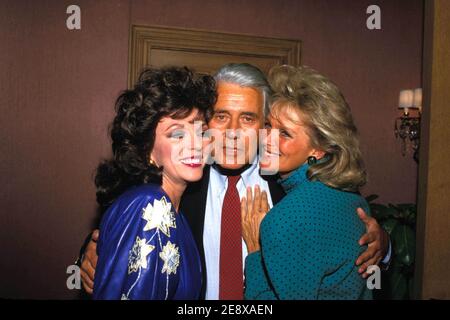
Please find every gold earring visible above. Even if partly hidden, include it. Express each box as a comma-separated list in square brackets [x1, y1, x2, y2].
[149, 158, 156, 166]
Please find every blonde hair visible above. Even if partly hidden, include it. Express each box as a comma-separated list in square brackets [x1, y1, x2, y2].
[268, 65, 367, 192]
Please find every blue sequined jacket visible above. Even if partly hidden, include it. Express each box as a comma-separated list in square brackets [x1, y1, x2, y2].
[93, 183, 202, 300]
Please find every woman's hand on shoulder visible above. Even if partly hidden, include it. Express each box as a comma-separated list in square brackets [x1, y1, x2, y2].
[241, 185, 269, 254]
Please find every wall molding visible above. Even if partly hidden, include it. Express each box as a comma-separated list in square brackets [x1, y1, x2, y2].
[128, 25, 301, 87]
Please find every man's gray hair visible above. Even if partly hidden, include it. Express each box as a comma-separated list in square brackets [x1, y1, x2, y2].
[214, 63, 272, 116]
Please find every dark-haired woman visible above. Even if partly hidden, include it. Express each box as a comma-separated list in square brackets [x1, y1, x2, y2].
[92, 67, 216, 300]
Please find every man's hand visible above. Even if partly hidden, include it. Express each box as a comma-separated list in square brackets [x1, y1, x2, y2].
[355, 208, 390, 278]
[80, 229, 99, 294]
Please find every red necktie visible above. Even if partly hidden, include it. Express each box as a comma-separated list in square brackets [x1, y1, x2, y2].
[219, 175, 243, 300]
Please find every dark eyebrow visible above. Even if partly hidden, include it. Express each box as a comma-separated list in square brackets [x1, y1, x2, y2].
[213, 109, 230, 114]
[240, 112, 258, 118]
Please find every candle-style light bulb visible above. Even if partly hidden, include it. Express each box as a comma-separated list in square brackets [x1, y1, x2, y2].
[399, 90, 414, 116]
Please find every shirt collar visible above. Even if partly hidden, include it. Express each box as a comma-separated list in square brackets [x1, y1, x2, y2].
[210, 157, 260, 193]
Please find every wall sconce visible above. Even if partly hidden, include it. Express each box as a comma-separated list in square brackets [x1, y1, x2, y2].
[394, 88, 422, 162]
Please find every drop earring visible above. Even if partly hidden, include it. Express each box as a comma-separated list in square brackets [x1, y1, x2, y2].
[307, 156, 317, 165]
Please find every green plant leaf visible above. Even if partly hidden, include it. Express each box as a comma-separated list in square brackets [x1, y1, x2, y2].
[381, 218, 399, 235]
[370, 203, 398, 221]
[388, 271, 409, 300]
[388, 204, 404, 219]
[393, 225, 416, 266]
[365, 194, 379, 203]
[396, 204, 416, 221]
[369, 203, 389, 220]
[396, 204, 416, 211]
[366, 200, 417, 300]
[398, 204, 417, 225]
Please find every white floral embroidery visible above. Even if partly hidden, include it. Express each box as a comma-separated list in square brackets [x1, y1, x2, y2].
[142, 197, 176, 237]
[159, 241, 180, 276]
[128, 236, 155, 274]
[124, 197, 180, 298]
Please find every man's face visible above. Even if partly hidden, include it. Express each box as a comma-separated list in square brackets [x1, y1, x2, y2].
[208, 81, 265, 170]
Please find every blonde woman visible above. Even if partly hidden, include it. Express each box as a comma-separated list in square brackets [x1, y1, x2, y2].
[242, 65, 372, 300]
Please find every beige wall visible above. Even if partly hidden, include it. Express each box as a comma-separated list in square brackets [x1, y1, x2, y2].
[415, 0, 450, 300]
[0, 0, 423, 298]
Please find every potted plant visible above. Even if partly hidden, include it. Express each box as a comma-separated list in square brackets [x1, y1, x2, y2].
[366, 195, 416, 300]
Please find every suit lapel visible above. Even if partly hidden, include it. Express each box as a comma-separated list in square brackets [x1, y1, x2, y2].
[267, 175, 286, 205]
[180, 166, 285, 300]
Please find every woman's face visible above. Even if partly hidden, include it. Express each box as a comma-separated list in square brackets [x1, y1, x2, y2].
[150, 108, 209, 187]
[260, 104, 324, 178]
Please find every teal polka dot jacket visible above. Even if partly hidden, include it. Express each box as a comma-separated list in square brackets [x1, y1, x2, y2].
[244, 163, 373, 300]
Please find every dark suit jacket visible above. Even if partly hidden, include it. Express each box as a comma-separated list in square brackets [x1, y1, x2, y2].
[179, 165, 286, 299]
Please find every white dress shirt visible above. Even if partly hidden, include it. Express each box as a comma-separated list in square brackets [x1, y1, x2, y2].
[203, 160, 273, 300]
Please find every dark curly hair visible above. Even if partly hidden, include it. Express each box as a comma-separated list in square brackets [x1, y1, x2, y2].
[95, 66, 217, 211]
